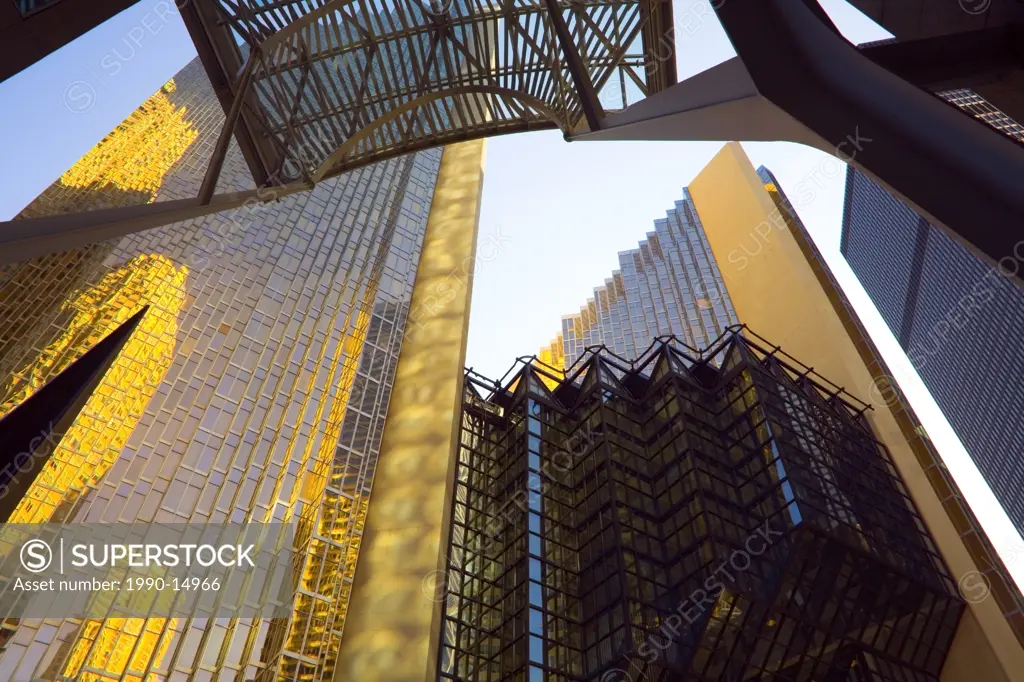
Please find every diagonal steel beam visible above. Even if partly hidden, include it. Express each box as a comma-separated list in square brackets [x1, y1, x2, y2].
[199, 51, 259, 205]
[542, 0, 604, 131]
[0, 184, 311, 266]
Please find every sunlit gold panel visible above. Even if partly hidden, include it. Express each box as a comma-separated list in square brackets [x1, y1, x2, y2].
[535, 335, 566, 389]
[62, 617, 175, 682]
[332, 139, 486, 682]
[0, 53, 455, 681]
[0, 71, 202, 682]
[3, 254, 186, 524]
[17, 80, 198, 218]
[0, 254, 187, 680]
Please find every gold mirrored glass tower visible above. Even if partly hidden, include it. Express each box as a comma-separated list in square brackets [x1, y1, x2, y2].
[0, 56, 484, 682]
[540, 188, 738, 371]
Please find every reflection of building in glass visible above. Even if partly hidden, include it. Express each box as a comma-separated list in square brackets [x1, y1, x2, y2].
[443, 331, 963, 681]
[0, 54, 479, 681]
[17, 80, 200, 218]
[540, 189, 738, 370]
[2, 253, 187, 525]
[840, 92, 1024, 536]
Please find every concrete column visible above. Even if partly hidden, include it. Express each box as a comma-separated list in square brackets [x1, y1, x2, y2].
[332, 139, 486, 682]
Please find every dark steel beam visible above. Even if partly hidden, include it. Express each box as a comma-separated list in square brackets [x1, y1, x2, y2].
[0, 183, 311, 266]
[0, 0, 141, 84]
[860, 24, 1024, 84]
[542, 0, 604, 131]
[860, 23, 1024, 125]
[198, 51, 259, 205]
[578, 1, 1024, 285]
[178, 0, 276, 187]
[844, 0, 1020, 42]
[0, 119, 561, 265]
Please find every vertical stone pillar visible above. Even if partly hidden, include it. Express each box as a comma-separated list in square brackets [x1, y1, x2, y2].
[333, 139, 486, 682]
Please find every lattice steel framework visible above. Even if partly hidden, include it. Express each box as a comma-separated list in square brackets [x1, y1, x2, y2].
[184, 0, 676, 188]
[0, 0, 675, 264]
[439, 328, 963, 681]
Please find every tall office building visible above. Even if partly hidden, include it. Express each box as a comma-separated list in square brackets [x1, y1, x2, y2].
[539, 165, 792, 371]
[840, 92, 1024, 534]
[0, 55, 484, 681]
[437, 143, 1024, 681]
[445, 330, 964, 681]
[540, 188, 738, 370]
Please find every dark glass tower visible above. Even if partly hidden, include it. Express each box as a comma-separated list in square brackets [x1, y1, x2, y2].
[438, 330, 963, 681]
[840, 92, 1024, 535]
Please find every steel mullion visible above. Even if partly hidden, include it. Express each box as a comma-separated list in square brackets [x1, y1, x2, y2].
[436, 32, 476, 128]
[263, 50, 556, 133]
[278, 32, 333, 166]
[275, 54, 313, 167]
[254, 45, 303, 138]
[397, 28, 441, 141]
[345, 45, 378, 138]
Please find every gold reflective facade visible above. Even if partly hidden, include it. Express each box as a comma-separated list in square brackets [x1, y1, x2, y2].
[17, 80, 199, 218]
[1, 254, 187, 525]
[0, 55, 465, 682]
[332, 139, 486, 682]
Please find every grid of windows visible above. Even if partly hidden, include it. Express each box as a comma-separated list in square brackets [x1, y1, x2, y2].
[840, 90, 1024, 536]
[441, 331, 962, 681]
[542, 190, 738, 369]
[838, 170, 923, 339]
[907, 226, 1024, 528]
[0, 56, 446, 681]
[940, 89, 1024, 141]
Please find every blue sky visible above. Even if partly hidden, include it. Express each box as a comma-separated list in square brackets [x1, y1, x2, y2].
[2, 0, 1022, 583]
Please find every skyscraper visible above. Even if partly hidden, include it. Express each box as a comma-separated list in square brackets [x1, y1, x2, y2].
[445, 330, 964, 681]
[539, 165, 791, 371]
[0, 54, 484, 682]
[840, 92, 1024, 535]
[540, 189, 737, 370]
[489, 143, 1024, 680]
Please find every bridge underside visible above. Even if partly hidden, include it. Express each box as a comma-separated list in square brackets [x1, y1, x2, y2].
[857, 24, 1024, 126]
[845, 0, 1024, 137]
[0, 0, 142, 84]
[1, 0, 1022, 286]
